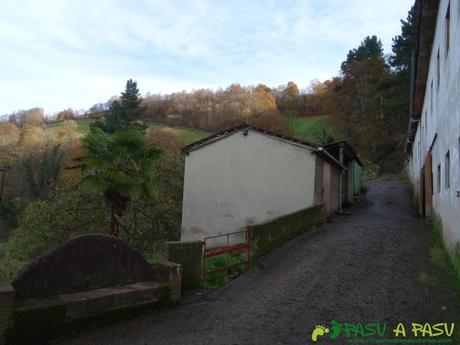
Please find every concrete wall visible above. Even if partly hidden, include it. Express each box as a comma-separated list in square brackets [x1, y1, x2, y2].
[321, 161, 341, 215]
[408, 0, 460, 259]
[250, 204, 327, 260]
[314, 156, 324, 205]
[330, 165, 341, 212]
[181, 129, 318, 243]
[164, 241, 203, 291]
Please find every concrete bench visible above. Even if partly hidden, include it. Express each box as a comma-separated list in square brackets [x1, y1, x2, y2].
[0, 235, 182, 345]
[60, 282, 162, 318]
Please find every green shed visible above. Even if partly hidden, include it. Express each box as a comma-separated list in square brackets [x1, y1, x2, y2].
[353, 160, 362, 195]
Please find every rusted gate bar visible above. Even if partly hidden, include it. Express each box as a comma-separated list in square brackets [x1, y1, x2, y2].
[202, 226, 251, 277]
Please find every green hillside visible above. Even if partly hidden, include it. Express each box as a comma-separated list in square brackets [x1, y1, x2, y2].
[44, 116, 330, 145]
[287, 116, 331, 143]
[45, 119, 210, 145]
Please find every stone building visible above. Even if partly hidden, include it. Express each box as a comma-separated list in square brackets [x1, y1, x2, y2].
[406, 0, 460, 260]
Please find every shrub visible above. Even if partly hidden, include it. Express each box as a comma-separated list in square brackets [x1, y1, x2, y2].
[0, 188, 108, 281]
[145, 127, 184, 152]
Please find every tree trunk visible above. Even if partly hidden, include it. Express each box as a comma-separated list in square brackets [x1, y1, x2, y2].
[110, 206, 122, 237]
[105, 189, 128, 237]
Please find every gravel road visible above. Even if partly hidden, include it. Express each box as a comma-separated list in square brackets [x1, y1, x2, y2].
[54, 176, 460, 345]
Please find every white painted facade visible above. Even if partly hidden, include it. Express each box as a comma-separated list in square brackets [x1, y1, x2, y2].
[407, 0, 460, 257]
[181, 129, 319, 244]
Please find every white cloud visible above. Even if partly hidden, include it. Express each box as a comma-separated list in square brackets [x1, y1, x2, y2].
[0, 0, 414, 114]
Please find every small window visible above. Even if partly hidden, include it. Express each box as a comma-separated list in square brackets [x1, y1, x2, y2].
[437, 49, 441, 89]
[438, 164, 442, 193]
[430, 80, 434, 115]
[425, 113, 427, 139]
[445, 2, 450, 56]
[445, 151, 450, 189]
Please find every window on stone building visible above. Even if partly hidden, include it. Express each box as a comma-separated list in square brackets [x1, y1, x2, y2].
[445, 151, 450, 189]
[437, 49, 440, 90]
[430, 80, 433, 115]
[438, 164, 441, 193]
[445, 2, 450, 57]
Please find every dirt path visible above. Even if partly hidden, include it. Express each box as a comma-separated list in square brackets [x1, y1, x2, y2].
[55, 176, 460, 345]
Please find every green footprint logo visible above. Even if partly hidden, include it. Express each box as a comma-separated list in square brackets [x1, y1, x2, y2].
[329, 320, 342, 340]
[311, 325, 330, 342]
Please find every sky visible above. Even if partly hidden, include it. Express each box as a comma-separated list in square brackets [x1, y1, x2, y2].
[0, 0, 414, 116]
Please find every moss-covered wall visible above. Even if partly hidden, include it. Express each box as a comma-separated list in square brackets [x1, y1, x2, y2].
[4, 284, 172, 345]
[250, 204, 327, 260]
[0, 283, 15, 345]
[2, 259, 181, 345]
[165, 241, 203, 290]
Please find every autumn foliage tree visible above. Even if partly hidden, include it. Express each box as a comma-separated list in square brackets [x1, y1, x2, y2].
[0, 122, 19, 147]
[56, 108, 75, 121]
[313, 24, 415, 171]
[145, 127, 184, 152]
[140, 83, 289, 132]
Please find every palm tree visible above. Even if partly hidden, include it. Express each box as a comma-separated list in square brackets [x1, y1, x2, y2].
[75, 127, 163, 236]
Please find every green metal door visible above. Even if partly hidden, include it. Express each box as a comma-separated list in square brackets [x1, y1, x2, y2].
[353, 161, 362, 195]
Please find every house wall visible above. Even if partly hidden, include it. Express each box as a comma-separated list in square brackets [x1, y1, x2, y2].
[408, 0, 460, 258]
[314, 156, 324, 205]
[341, 169, 348, 205]
[321, 161, 341, 215]
[330, 166, 341, 212]
[181, 129, 318, 244]
[347, 160, 354, 202]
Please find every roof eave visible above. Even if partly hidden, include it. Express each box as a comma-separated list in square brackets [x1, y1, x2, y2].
[315, 148, 346, 170]
[179, 123, 319, 155]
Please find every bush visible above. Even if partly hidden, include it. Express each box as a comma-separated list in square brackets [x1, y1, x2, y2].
[145, 127, 184, 152]
[0, 200, 17, 241]
[0, 188, 109, 281]
[119, 153, 184, 251]
[0, 152, 185, 282]
[202, 254, 246, 289]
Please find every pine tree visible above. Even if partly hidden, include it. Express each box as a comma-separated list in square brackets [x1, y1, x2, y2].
[105, 79, 146, 133]
[390, 5, 417, 73]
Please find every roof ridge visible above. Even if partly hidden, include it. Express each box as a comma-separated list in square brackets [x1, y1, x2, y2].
[179, 123, 319, 154]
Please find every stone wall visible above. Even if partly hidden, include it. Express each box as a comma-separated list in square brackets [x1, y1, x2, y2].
[165, 241, 203, 290]
[2, 235, 182, 345]
[12, 234, 155, 297]
[0, 283, 14, 345]
[250, 204, 327, 260]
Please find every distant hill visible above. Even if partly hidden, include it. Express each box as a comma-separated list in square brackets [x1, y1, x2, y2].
[44, 116, 331, 146]
[44, 119, 210, 145]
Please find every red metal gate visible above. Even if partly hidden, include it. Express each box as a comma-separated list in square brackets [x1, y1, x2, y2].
[203, 226, 251, 277]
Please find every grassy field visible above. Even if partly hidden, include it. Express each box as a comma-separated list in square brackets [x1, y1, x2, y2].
[287, 116, 331, 143]
[45, 119, 210, 145]
[45, 116, 330, 145]
[145, 123, 209, 144]
[45, 118, 93, 139]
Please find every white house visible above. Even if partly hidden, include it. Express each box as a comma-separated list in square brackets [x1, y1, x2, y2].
[406, 0, 460, 259]
[180, 124, 344, 244]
